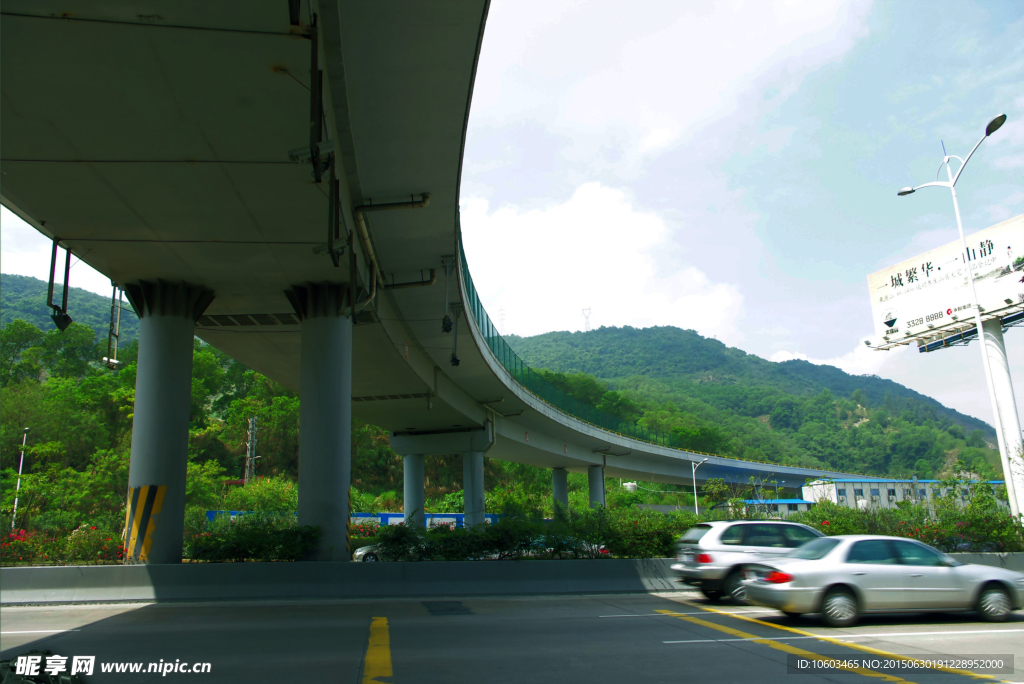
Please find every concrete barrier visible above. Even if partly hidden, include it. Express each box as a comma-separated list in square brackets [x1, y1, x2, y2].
[4, 553, 1019, 605]
[950, 552, 1024, 572]
[0, 558, 681, 605]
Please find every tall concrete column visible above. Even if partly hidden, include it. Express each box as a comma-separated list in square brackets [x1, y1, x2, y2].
[981, 319, 1024, 516]
[124, 280, 214, 564]
[588, 465, 606, 509]
[288, 283, 353, 561]
[404, 454, 425, 527]
[552, 467, 569, 514]
[464, 451, 486, 526]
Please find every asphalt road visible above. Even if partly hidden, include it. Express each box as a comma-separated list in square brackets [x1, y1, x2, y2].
[2, 590, 1022, 683]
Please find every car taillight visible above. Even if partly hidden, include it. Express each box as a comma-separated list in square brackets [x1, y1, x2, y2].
[695, 553, 713, 564]
[765, 571, 793, 584]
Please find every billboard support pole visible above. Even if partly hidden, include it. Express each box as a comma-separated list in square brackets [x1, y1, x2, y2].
[945, 157, 1021, 517]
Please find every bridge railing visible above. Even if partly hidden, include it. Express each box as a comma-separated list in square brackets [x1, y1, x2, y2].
[458, 223, 680, 449]
[457, 221, 882, 478]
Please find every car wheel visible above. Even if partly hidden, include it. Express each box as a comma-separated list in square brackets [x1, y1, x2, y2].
[362, 553, 379, 562]
[783, 611, 803, 619]
[700, 587, 723, 602]
[821, 587, 859, 628]
[977, 584, 1011, 622]
[723, 571, 747, 604]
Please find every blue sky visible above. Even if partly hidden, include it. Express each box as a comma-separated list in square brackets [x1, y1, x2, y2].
[2, 0, 1021, 425]
[457, 0, 1023, 424]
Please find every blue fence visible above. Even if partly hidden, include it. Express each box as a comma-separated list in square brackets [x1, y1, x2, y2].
[205, 511, 500, 528]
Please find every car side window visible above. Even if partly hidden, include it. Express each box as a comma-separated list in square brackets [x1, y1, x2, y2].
[846, 540, 899, 564]
[779, 525, 820, 548]
[742, 524, 786, 548]
[719, 525, 745, 545]
[892, 540, 944, 566]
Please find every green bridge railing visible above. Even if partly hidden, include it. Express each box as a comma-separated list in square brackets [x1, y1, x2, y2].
[457, 221, 881, 478]
[458, 226, 684, 449]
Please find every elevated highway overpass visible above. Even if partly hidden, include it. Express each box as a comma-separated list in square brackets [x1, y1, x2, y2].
[0, 1, 877, 562]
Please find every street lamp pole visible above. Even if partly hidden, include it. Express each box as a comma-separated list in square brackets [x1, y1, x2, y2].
[898, 114, 1024, 518]
[692, 458, 709, 515]
[11, 427, 29, 531]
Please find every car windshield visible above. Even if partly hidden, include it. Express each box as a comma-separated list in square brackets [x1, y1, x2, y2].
[786, 537, 841, 560]
[679, 525, 712, 543]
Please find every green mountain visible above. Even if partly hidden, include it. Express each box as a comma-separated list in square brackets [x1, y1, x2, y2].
[1, 273, 139, 344]
[0, 272, 1000, 480]
[507, 326, 999, 478]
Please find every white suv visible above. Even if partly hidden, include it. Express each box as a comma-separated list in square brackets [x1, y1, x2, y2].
[671, 520, 823, 602]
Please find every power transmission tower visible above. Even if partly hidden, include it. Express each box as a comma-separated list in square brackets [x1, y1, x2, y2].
[244, 416, 260, 485]
[582, 308, 592, 332]
[498, 307, 506, 336]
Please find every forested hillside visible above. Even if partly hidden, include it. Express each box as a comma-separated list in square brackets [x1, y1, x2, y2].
[507, 326, 1000, 478]
[1, 274, 140, 345]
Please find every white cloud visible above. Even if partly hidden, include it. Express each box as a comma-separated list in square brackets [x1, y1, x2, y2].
[471, 0, 873, 177]
[1, 206, 113, 297]
[985, 190, 1024, 223]
[461, 182, 744, 340]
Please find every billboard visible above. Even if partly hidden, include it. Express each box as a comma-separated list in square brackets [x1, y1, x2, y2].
[867, 215, 1024, 345]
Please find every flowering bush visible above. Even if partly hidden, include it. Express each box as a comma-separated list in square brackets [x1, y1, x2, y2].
[0, 526, 123, 566]
[789, 500, 1023, 552]
[349, 521, 380, 539]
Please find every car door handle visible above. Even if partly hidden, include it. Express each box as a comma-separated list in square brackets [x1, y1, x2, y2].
[910, 573, 924, 577]
[852, 571, 866, 576]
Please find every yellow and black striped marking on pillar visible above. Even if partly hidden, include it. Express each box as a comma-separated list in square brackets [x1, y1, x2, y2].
[124, 485, 166, 563]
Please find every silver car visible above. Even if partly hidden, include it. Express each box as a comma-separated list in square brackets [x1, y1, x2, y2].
[352, 545, 380, 562]
[744, 535, 1024, 627]
[671, 520, 824, 602]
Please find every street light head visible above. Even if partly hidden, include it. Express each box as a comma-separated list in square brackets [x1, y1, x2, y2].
[897, 187, 915, 196]
[985, 114, 1007, 137]
[700, 458, 709, 464]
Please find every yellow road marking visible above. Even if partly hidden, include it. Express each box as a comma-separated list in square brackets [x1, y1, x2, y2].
[654, 610, 915, 682]
[362, 617, 393, 684]
[672, 600, 997, 681]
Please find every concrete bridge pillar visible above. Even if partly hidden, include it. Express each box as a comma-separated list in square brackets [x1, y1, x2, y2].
[588, 465, 606, 509]
[403, 454, 425, 527]
[124, 280, 214, 564]
[464, 451, 486, 526]
[552, 467, 569, 514]
[287, 283, 353, 561]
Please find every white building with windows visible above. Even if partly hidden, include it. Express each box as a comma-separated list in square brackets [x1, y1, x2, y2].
[802, 478, 1009, 511]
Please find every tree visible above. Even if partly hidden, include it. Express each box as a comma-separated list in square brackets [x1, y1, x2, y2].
[0, 319, 44, 386]
[38, 323, 97, 378]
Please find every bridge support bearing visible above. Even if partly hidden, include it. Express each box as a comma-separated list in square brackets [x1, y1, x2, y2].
[288, 283, 353, 561]
[124, 281, 214, 564]
[403, 455, 425, 527]
[588, 465, 606, 509]
[552, 467, 569, 514]
[464, 451, 486, 526]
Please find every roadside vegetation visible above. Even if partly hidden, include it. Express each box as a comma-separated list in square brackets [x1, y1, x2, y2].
[0, 282, 1016, 565]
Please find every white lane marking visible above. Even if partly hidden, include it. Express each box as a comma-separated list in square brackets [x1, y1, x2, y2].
[601, 610, 778, 618]
[1, 629, 81, 634]
[664, 628, 1024, 644]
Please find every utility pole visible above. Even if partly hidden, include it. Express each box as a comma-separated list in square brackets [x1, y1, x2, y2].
[582, 308, 592, 332]
[11, 428, 29, 530]
[244, 417, 259, 485]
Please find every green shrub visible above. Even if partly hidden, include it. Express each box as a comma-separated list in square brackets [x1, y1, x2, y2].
[185, 512, 319, 562]
[221, 476, 297, 513]
[374, 522, 430, 561]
